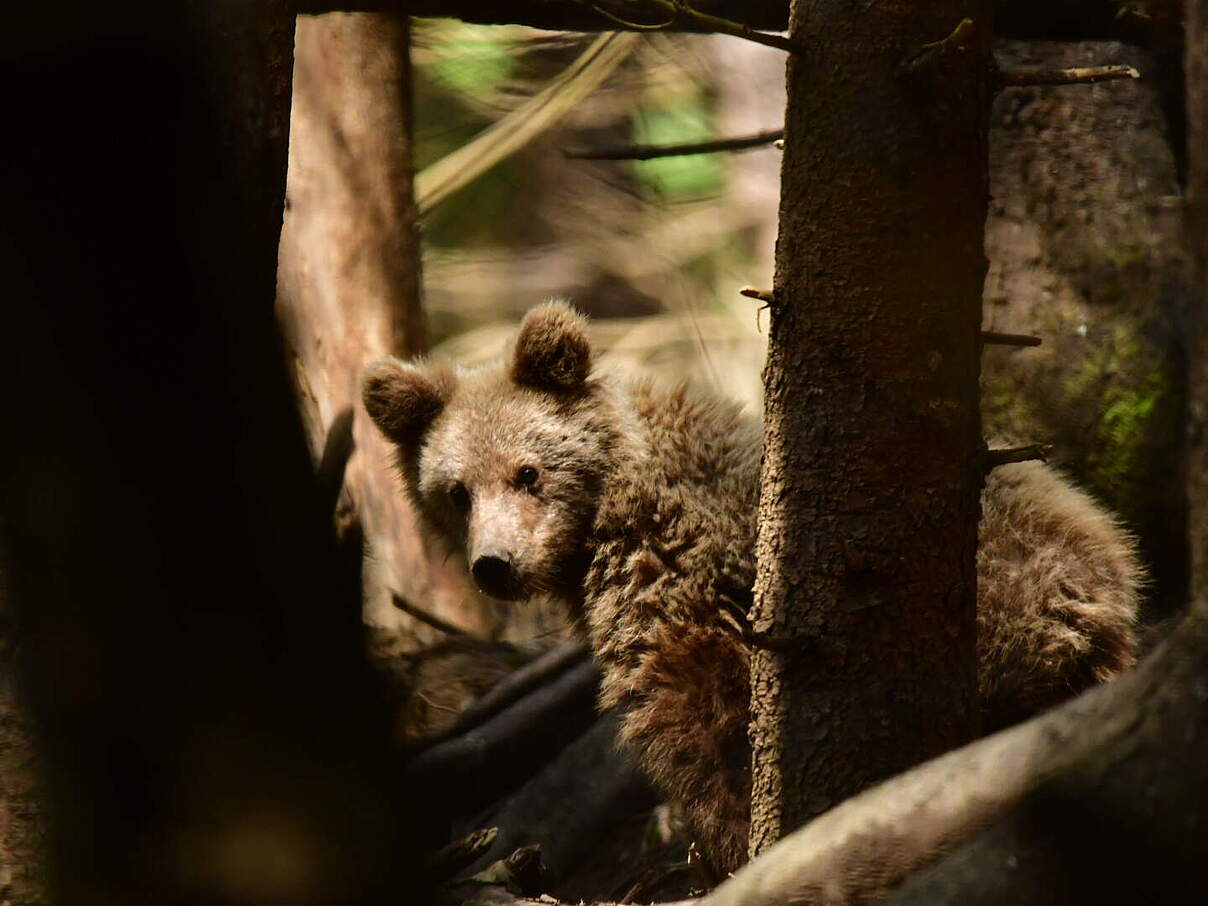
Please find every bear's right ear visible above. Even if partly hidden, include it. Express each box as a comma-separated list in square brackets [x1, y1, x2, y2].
[362, 359, 451, 445]
[511, 300, 593, 392]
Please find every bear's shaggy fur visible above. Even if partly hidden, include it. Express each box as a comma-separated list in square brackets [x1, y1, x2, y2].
[363, 301, 1142, 873]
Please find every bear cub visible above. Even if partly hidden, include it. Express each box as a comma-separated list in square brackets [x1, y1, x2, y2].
[363, 301, 1142, 874]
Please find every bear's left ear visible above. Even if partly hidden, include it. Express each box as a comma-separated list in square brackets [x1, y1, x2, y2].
[511, 300, 593, 392]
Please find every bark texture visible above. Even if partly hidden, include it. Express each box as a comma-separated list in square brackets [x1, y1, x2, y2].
[1188, 0, 1208, 600]
[278, 12, 495, 636]
[749, 2, 990, 858]
[0, 658, 45, 906]
[983, 40, 1189, 617]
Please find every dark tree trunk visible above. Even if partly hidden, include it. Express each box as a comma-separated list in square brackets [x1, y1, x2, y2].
[0, 4, 428, 902]
[277, 12, 495, 638]
[1188, 0, 1208, 600]
[748, 2, 990, 858]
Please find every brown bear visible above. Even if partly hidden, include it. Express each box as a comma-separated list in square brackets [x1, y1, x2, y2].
[362, 301, 1142, 875]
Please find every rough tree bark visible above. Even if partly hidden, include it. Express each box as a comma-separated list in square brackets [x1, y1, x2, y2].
[748, 3, 990, 859]
[1188, 0, 1208, 600]
[278, 12, 495, 637]
[1, 3, 427, 902]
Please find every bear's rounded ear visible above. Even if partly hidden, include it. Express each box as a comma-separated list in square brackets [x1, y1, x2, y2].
[362, 359, 451, 445]
[511, 300, 593, 392]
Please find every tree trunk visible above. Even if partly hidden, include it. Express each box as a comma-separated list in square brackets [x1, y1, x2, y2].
[0, 4, 428, 901]
[1188, 0, 1208, 600]
[277, 12, 495, 637]
[0, 656, 45, 906]
[748, 3, 990, 858]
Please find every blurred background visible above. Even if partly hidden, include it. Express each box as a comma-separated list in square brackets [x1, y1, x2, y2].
[279, 20, 1187, 648]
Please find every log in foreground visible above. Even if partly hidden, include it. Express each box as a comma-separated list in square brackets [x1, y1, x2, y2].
[457, 601, 1207, 906]
[695, 604, 1207, 906]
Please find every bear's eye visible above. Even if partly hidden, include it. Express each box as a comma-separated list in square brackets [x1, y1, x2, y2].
[515, 465, 539, 490]
[449, 482, 470, 509]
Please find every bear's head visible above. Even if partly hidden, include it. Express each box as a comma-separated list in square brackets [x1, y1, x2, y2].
[362, 301, 624, 606]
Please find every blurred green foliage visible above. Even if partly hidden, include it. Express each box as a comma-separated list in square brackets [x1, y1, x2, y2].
[631, 94, 725, 201]
[427, 21, 517, 96]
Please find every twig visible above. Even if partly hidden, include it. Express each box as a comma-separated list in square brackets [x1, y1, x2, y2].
[981, 331, 1042, 347]
[902, 18, 975, 74]
[581, 0, 800, 53]
[589, 1, 674, 29]
[739, 286, 775, 304]
[619, 859, 698, 903]
[983, 443, 1052, 470]
[468, 844, 545, 894]
[391, 591, 471, 637]
[430, 826, 499, 879]
[565, 128, 783, 161]
[418, 640, 591, 748]
[998, 64, 1140, 88]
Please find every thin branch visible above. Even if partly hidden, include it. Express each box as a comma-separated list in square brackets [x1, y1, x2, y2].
[467, 844, 545, 893]
[982, 443, 1052, 470]
[565, 128, 784, 161]
[980, 330, 1042, 347]
[391, 591, 472, 637]
[740, 286, 776, 304]
[579, 0, 801, 53]
[429, 826, 499, 879]
[589, 1, 675, 29]
[998, 63, 1140, 88]
[902, 17, 976, 74]
[619, 860, 699, 903]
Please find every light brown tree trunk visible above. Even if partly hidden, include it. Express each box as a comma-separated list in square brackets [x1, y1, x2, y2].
[749, 3, 990, 858]
[277, 12, 494, 637]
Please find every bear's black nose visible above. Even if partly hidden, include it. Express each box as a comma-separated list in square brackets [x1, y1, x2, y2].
[471, 554, 518, 599]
